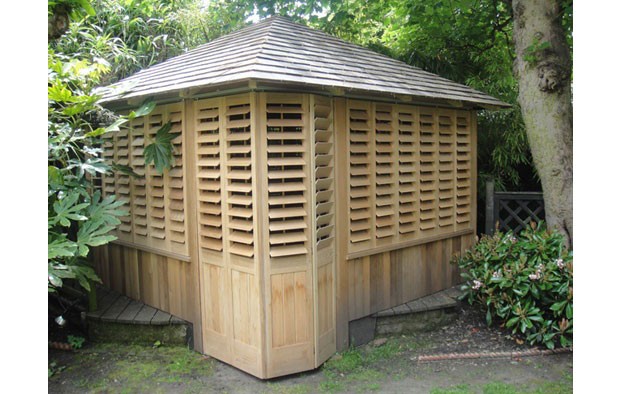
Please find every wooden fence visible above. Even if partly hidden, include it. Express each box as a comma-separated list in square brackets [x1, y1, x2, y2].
[484, 180, 545, 235]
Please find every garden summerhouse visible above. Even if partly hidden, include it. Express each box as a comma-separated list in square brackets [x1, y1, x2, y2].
[94, 16, 509, 379]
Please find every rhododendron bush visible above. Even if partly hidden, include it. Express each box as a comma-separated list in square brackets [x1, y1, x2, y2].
[453, 222, 572, 349]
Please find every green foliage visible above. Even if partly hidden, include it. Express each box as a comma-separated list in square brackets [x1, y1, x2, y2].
[47, 48, 171, 293]
[454, 223, 573, 349]
[143, 122, 181, 174]
[51, 0, 246, 84]
[48, 52, 126, 293]
[67, 335, 86, 349]
[206, 0, 546, 191]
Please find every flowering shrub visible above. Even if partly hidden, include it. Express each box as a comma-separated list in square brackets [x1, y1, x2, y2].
[454, 222, 573, 349]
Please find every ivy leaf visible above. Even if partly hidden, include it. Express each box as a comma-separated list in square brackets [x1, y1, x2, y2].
[144, 121, 180, 174]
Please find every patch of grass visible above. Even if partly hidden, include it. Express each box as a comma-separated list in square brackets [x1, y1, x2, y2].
[324, 348, 364, 374]
[432, 379, 572, 394]
[63, 343, 214, 393]
[265, 382, 312, 394]
[482, 382, 520, 394]
[320, 340, 401, 392]
[431, 384, 474, 394]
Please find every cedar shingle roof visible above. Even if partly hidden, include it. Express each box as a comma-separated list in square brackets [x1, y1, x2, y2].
[101, 16, 509, 108]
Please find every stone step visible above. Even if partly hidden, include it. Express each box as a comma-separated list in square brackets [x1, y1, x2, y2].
[85, 286, 192, 346]
[349, 286, 463, 346]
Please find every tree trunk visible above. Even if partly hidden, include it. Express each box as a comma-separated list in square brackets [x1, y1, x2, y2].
[512, 0, 572, 247]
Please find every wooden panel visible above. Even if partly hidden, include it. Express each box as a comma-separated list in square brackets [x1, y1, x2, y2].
[456, 111, 472, 230]
[311, 95, 337, 366]
[93, 243, 193, 322]
[397, 106, 419, 237]
[333, 97, 350, 351]
[344, 102, 476, 259]
[224, 96, 255, 258]
[346, 232, 473, 321]
[265, 96, 309, 258]
[347, 101, 373, 251]
[374, 104, 397, 243]
[260, 93, 314, 378]
[195, 98, 224, 254]
[101, 103, 189, 256]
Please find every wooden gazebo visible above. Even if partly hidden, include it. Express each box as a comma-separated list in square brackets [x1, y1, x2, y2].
[94, 16, 508, 379]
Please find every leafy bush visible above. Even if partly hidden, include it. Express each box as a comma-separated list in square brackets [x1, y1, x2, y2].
[48, 51, 175, 293]
[454, 222, 573, 349]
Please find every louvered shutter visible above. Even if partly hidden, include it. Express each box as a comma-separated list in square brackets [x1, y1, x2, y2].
[374, 105, 397, 241]
[456, 111, 472, 230]
[225, 100, 255, 258]
[313, 96, 335, 250]
[129, 116, 148, 239]
[266, 99, 309, 258]
[348, 103, 372, 249]
[99, 103, 188, 256]
[397, 107, 418, 236]
[196, 100, 223, 253]
[418, 110, 438, 234]
[438, 112, 456, 231]
[146, 110, 167, 243]
[167, 105, 186, 252]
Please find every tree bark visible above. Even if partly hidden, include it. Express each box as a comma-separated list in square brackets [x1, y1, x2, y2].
[512, 0, 572, 247]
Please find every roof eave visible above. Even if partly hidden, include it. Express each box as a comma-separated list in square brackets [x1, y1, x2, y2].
[100, 77, 511, 112]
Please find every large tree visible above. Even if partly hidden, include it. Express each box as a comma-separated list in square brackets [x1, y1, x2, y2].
[512, 0, 573, 246]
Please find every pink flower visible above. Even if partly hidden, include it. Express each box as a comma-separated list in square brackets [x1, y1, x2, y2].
[472, 280, 483, 290]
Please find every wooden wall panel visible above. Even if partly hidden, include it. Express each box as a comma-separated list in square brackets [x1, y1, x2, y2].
[193, 94, 264, 378]
[346, 233, 472, 321]
[311, 95, 337, 366]
[101, 103, 189, 257]
[259, 93, 315, 378]
[344, 102, 476, 259]
[94, 243, 194, 322]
